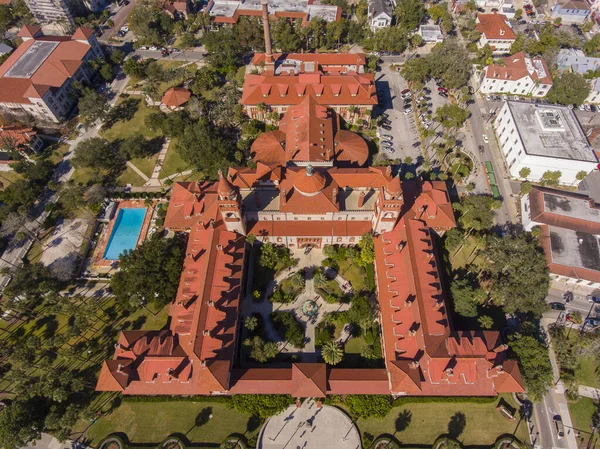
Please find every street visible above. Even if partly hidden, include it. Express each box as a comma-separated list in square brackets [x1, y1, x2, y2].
[99, 0, 137, 43]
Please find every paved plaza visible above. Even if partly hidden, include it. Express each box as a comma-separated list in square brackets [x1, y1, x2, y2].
[258, 401, 360, 449]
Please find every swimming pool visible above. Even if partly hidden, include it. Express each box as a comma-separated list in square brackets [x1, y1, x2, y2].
[103, 207, 147, 260]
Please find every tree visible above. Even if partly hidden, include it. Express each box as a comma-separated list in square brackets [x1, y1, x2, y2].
[110, 49, 125, 65]
[271, 18, 302, 52]
[258, 243, 292, 271]
[486, 232, 550, 315]
[77, 88, 109, 125]
[119, 134, 155, 159]
[348, 295, 376, 333]
[231, 395, 292, 418]
[395, 0, 426, 31]
[3, 263, 60, 308]
[576, 170, 588, 181]
[243, 336, 278, 362]
[0, 398, 45, 449]
[401, 56, 430, 85]
[583, 33, 600, 56]
[520, 181, 533, 195]
[541, 170, 562, 186]
[290, 271, 304, 289]
[246, 233, 256, 245]
[357, 232, 375, 266]
[518, 167, 531, 178]
[313, 270, 327, 289]
[321, 341, 343, 365]
[111, 234, 186, 309]
[344, 395, 392, 419]
[123, 58, 147, 78]
[0, 6, 13, 34]
[547, 72, 591, 106]
[244, 316, 258, 331]
[435, 104, 470, 129]
[450, 277, 484, 317]
[429, 39, 471, 90]
[129, 0, 174, 46]
[203, 27, 246, 74]
[509, 332, 553, 401]
[428, 3, 453, 33]
[453, 195, 501, 231]
[190, 65, 221, 94]
[514, 8, 523, 19]
[478, 315, 494, 329]
[73, 138, 122, 174]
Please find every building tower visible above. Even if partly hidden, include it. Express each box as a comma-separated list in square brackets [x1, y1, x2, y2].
[261, 0, 273, 64]
[372, 174, 404, 234]
[217, 169, 246, 235]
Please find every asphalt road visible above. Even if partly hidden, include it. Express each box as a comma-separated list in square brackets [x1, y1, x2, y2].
[99, 0, 137, 42]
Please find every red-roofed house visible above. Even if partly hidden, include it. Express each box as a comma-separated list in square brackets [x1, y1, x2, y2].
[0, 125, 44, 152]
[479, 52, 553, 97]
[476, 13, 516, 54]
[0, 26, 103, 123]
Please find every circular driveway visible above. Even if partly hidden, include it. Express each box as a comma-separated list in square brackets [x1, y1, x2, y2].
[257, 401, 360, 449]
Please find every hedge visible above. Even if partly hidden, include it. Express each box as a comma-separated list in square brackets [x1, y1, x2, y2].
[391, 395, 496, 406]
[365, 264, 375, 291]
[98, 434, 128, 449]
[122, 395, 231, 403]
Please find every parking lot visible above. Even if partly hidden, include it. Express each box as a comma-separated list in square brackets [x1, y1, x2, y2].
[374, 63, 422, 162]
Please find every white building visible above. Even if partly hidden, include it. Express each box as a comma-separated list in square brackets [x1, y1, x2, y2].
[24, 0, 74, 27]
[418, 25, 444, 43]
[557, 49, 600, 104]
[479, 52, 553, 97]
[521, 186, 600, 290]
[476, 13, 517, 54]
[493, 101, 598, 185]
[0, 26, 103, 123]
[550, 0, 590, 23]
[368, 0, 396, 29]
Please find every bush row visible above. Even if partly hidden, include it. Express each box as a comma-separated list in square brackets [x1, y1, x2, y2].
[122, 395, 231, 403]
[108, 191, 166, 200]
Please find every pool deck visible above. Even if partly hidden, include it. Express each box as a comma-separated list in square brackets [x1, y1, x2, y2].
[91, 200, 154, 269]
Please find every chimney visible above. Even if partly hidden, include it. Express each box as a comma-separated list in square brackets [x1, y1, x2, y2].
[409, 360, 419, 369]
[202, 329, 211, 337]
[434, 301, 443, 310]
[385, 165, 392, 177]
[445, 367, 454, 376]
[358, 191, 366, 208]
[407, 329, 416, 337]
[117, 364, 124, 373]
[207, 300, 215, 307]
[282, 189, 287, 205]
[262, 0, 273, 64]
[332, 187, 337, 203]
[216, 244, 224, 252]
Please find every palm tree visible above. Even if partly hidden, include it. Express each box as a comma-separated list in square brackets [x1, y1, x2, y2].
[313, 271, 327, 289]
[321, 341, 343, 365]
[290, 271, 304, 289]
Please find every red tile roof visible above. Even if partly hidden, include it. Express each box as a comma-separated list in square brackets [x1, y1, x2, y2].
[484, 51, 552, 86]
[162, 87, 191, 108]
[0, 125, 37, 146]
[0, 28, 94, 105]
[253, 52, 367, 69]
[242, 72, 377, 107]
[476, 13, 516, 40]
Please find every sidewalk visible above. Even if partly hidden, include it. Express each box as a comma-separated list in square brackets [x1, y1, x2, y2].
[579, 385, 600, 399]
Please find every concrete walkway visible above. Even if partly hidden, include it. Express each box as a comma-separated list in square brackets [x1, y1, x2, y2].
[579, 385, 600, 399]
[242, 248, 351, 362]
[144, 138, 171, 187]
[126, 161, 149, 182]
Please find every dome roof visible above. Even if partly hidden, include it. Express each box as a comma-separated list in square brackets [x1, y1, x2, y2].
[250, 130, 286, 165]
[217, 169, 235, 198]
[386, 175, 402, 196]
[293, 165, 327, 196]
[334, 130, 369, 167]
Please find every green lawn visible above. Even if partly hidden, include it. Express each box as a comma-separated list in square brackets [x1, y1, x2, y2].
[337, 260, 366, 292]
[280, 274, 303, 297]
[357, 395, 528, 446]
[130, 153, 159, 179]
[86, 400, 257, 447]
[158, 139, 192, 179]
[568, 397, 598, 448]
[448, 235, 483, 269]
[575, 356, 600, 389]
[100, 97, 162, 141]
[117, 166, 146, 187]
[0, 170, 24, 189]
[48, 143, 71, 165]
[344, 336, 367, 354]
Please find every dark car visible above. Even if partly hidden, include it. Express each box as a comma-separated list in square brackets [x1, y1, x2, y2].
[550, 302, 566, 311]
[403, 103, 412, 109]
[382, 125, 392, 130]
[518, 19, 527, 24]
[478, 145, 484, 154]
[439, 91, 448, 98]
[401, 89, 410, 95]
[588, 295, 600, 303]
[586, 318, 600, 327]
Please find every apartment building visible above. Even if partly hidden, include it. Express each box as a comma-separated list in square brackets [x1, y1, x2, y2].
[0, 26, 103, 123]
[476, 13, 516, 54]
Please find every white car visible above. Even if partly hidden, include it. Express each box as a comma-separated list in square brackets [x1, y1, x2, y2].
[149, 46, 158, 51]
[482, 134, 489, 143]
[121, 26, 129, 32]
[403, 109, 412, 115]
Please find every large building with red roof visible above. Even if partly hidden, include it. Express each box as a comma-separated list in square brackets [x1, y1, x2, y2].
[96, 96, 524, 397]
[0, 25, 103, 123]
[476, 13, 516, 54]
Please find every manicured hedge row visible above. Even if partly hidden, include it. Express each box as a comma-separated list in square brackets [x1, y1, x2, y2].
[122, 395, 231, 403]
[392, 395, 497, 406]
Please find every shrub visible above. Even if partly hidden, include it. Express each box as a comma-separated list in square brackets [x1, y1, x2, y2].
[230, 394, 292, 418]
[344, 395, 392, 419]
[270, 311, 305, 348]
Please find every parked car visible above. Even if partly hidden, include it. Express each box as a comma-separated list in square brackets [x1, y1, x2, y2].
[382, 125, 392, 130]
[549, 302, 566, 311]
[518, 19, 527, 24]
[438, 91, 448, 98]
[478, 145, 484, 154]
[437, 87, 448, 93]
[403, 109, 413, 115]
[401, 89, 410, 95]
[149, 46, 158, 51]
[482, 134, 489, 143]
[403, 103, 412, 109]
[382, 134, 393, 140]
[554, 416, 565, 440]
[588, 295, 600, 303]
[585, 318, 600, 327]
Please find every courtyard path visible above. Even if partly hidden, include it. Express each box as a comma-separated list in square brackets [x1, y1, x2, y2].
[144, 138, 171, 187]
[126, 161, 149, 182]
[241, 248, 351, 362]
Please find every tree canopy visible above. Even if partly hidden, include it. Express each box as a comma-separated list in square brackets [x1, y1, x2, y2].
[395, 0, 426, 31]
[485, 232, 549, 316]
[77, 87, 109, 125]
[111, 234, 187, 309]
[231, 394, 292, 418]
[129, 0, 174, 45]
[547, 71, 591, 106]
[509, 332, 553, 401]
[435, 104, 470, 129]
[453, 195, 501, 231]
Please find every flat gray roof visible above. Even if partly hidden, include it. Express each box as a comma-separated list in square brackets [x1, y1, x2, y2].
[5, 41, 58, 79]
[308, 5, 338, 21]
[549, 226, 600, 272]
[241, 0, 309, 13]
[543, 191, 600, 222]
[208, 1, 239, 17]
[506, 101, 597, 162]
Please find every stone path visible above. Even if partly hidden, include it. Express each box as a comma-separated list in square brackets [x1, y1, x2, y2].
[242, 248, 351, 362]
[160, 169, 194, 183]
[144, 138, 171, 187]
[126, 161, 149, 182]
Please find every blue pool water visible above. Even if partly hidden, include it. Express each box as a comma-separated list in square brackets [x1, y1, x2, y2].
[103, 208, 147, 260]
